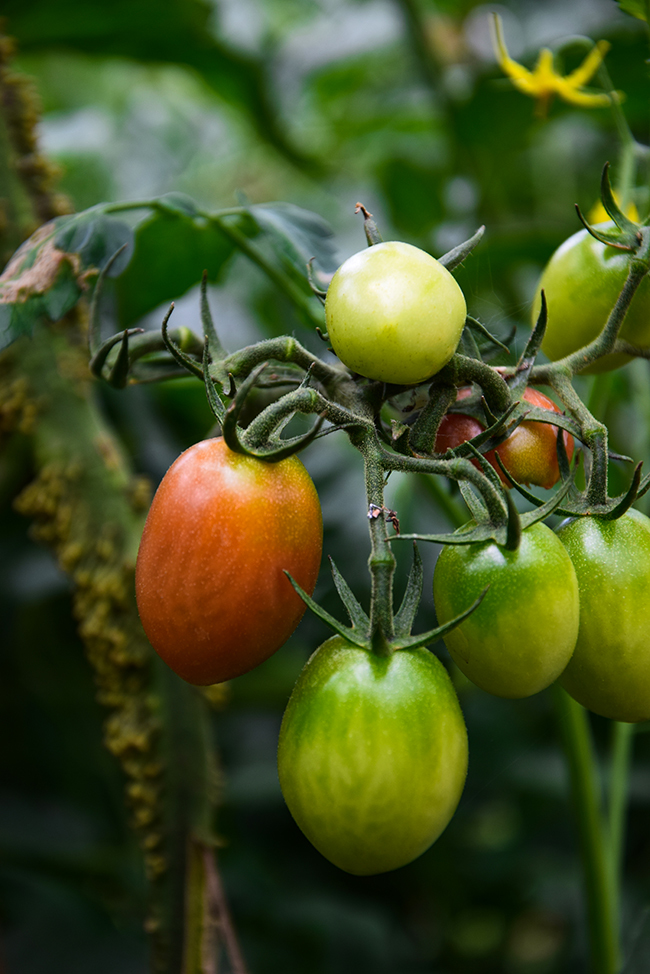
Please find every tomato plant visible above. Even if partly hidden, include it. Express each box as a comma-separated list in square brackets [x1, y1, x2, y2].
[277, 635, 468, 875]
[135, 437, 323, 685]
[324, 241, 467, 385]
[433, 523, 580, 698]
[435, 386, 574, 489]
[532, 225, 650, 372]
[556, 510, 650, 722]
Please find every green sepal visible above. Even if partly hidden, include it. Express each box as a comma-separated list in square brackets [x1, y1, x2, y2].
[328, 557, 370, 634]
[598, 162, 640, 237]
[106, 328, 139, 389]
[200, 270, 226, 360]
[284, 572, 368, 649]
[391, 586, 489, 651]
[161, 304, 205, 380]
[597, 463, 643, 521]
[307, 259, 327, 303]
[393, 543, 423, 638]
[89, 327, 143, 382]
[458, 321, 482, 360]
[202, 338, 226, 423]
[511, 294, 547, 393]
[438, 225, 485, 271]
[465, 315, 511, 355]
[575, 204, 638, 252]
[465, 439, 507, 494]
[459, 480, 489, 524]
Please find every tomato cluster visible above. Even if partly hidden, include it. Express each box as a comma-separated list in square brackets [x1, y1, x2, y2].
[134, 229, 650, 883]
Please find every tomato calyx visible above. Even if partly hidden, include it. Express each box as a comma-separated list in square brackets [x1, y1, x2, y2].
[285, 544, 487, 656]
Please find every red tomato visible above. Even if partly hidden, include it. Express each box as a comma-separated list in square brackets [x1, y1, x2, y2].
[135, 437, 323, 685]
[435, 387, 574, 489]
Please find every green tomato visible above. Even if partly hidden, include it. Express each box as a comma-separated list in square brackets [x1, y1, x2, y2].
[324, 241, 467, 385]
[433, 523, 579, 698]
[556, 510, 650, 722]
[532, 226, 650, 373]
[277, 636, 467, 875]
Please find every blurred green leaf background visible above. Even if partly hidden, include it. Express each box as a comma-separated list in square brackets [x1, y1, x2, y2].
[2, 0, 650, 971]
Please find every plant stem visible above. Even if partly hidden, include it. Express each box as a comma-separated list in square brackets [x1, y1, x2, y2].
[552, 685, 619, 974]
[356, 430, 396, 649]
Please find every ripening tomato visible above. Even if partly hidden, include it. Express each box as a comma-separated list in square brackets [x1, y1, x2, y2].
[324, 241, 467, 385]
[532, 226, 650, 373]
[435, 386, 574, 489]
[135, 437, 322, 685]
[433, 523, 579, 698]
[556, 510, 650, 722]
[278, 636, 468, 875]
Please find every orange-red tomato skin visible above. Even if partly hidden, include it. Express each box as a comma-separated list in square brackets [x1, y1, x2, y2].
[435, 387, 574, 489]
[135, 437, 323, 685]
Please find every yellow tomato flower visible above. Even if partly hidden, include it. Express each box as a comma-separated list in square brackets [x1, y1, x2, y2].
[491, 13, 621, 116]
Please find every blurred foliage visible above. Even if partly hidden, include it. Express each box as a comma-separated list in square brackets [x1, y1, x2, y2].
[2, 0, 650, 972]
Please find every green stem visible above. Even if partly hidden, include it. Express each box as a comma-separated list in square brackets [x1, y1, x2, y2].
[608, 721, 635, 939]
[552, 685, 619, 974]
[355, 430, 396, 650]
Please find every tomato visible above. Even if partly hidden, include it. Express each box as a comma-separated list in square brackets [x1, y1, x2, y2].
[435, 387, 575, 489]
[135, 437, 322, 685]
[324, 241, 467, 385]
[433, 523, 579, 698]
[556, 510, 650, 722]
[277, 636, 467, 875]
[532, 225, 650, 373]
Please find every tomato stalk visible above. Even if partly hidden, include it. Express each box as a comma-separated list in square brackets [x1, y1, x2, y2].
[552, 686, 619, 974]
[353, 429, 397, 650]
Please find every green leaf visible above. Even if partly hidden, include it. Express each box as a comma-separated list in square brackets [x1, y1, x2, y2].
[115, 210, 235, 327]
[248, 203, 338, 288]
[0, 211, 132, 352]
